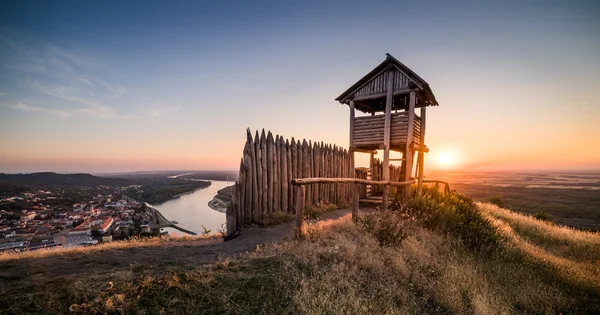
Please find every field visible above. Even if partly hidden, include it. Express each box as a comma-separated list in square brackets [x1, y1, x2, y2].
[1, 188, 599, 314]
[430, 171, 600, 230]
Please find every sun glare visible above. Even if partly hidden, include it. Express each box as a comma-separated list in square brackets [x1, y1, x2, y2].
[437, 152, 455, 168]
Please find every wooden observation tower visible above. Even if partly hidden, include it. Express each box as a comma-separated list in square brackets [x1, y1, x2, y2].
[336, 54, 439, 208]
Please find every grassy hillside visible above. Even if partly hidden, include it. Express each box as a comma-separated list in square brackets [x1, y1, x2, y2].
[453, 183, 600, 230]
[1, 190, 599, 314]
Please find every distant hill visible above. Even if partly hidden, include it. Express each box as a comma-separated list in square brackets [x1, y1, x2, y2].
[0, 172, 134, 187]
[106, 170, 239, 181]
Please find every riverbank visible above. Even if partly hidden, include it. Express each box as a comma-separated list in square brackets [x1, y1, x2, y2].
[124, 179, 211, 205]
[172, 185, 210, 198]
[208, 185, 234, 213]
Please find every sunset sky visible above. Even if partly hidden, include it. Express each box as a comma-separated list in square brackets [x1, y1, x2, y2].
[0, 0, 598, 173]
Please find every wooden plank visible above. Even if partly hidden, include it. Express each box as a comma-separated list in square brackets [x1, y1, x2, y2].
[329, 145, 334, 202]
[353, 129, 386, 136]
[352, 183, 359, 222]
[254, 131, 263, 220]
[237, 159, 244, 227]
[354, 115, 385, 122]
[405, 91, 416, 197]
[260, 130, 268, 218]
[243, 149, 252, 225]
[290, 138, 297, 208]
[301, 140, 309, 207]
[351, 87, 418, 102]
[319, 142, 324, 203]
[312, 142, 318, 204]
[273, 135, 280, 212]
[247, 129, 259, 223]
[417, 106, 427, 194]
[382, 68, 394, 210]
[286, 139, 293, 213]
[266, 132, 274, 214]
[295, 185, 305, 238]
[280, 137, 288, 213]
[226, 185, 236, 236]
[307, 140, 312, 207]
[291, 177, 415, 186]
[349, 100, 355, 147]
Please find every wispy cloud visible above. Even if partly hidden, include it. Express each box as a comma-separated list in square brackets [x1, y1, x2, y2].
[8, 102, 72, 118]
[0, 34, 136, 119]
[569, 100, 594, 112]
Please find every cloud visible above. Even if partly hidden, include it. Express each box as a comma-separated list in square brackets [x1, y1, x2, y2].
[148, 104, 181, 117]
[567, 100, 595, 112]
[0, 33, 175, 121]
[8, 102, 72, 118]
[0, 34, 124, 119]
[32, 83, 117, 118]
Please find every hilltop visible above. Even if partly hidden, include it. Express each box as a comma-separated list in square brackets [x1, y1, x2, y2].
[1, 190, 599, 314]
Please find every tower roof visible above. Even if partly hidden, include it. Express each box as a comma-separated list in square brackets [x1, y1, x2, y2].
[336, 54, 439, 113]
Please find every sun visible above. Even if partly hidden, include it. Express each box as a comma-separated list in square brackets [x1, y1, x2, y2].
[436, 152, 456, 168]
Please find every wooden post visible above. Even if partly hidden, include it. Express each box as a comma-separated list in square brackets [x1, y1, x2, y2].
[260, 130, 268, 217]
[247, 129, 259, 223]
[382, 68, 394, 210]
[243, 149, 252, 224]
[307, 140, 312, 207]
[266, 132, 274, 214]
[312, 142, 318, 204]
[295, 185, 306, 237]
[286, 139, 293, 213]
[281, 137, 288, 213]
[254, 131, 262, 220]
[352, 183, 359, 222]
[237, 159, 244, 227]
[291, 138, 297, 207]
[417, 106, 427, 194]
[226, 186, 236, 236]
[405, 91, 416, 197]
[273, 135, 280, 212]
[348, 99, 356, 209]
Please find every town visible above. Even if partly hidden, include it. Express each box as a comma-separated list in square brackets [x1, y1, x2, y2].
[0, 185, 165, 252]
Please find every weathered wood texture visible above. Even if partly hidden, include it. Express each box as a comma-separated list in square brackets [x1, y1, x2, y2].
[352, 112, 421, 148]
[230, 129, 353, 229]
[351, 67, 413, 99]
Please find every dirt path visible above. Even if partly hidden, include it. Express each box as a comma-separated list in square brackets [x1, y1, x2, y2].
[0, 209, 351, 293]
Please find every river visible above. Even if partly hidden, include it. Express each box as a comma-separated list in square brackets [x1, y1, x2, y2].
[151, 180, 233, 235]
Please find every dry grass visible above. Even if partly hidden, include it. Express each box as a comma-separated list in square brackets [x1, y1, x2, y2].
[480, 202, 600, 262]
[0, 233, 221, 262]
[480, 202, 600, 296]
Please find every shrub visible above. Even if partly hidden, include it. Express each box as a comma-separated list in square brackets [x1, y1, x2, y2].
[358, 210, 416, 246]
[303, 201, 337, 219]
[533, 211, 555, 224]
[486, 196, 506, 208]
[391, 186, 503, 252]
[259, 211, 294, 227]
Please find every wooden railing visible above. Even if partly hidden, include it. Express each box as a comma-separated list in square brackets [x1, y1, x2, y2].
[291, 177, 451, 237]
[291, 177, 414, 236]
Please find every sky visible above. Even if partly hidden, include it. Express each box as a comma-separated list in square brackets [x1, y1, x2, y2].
[0, 0, 598, 173]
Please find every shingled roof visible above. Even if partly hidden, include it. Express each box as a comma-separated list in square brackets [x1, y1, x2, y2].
[335, 54, 438, 111]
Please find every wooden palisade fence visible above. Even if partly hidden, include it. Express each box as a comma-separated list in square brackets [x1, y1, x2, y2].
[227, 129, 355, 234]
